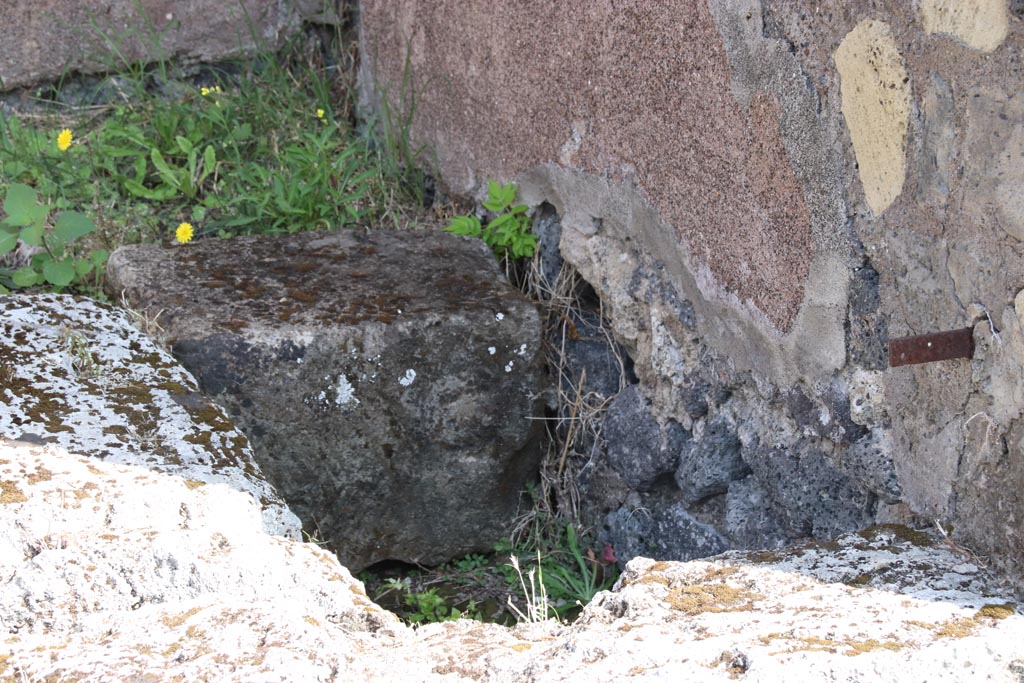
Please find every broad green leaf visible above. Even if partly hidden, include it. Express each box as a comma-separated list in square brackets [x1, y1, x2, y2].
[11, 267, 40, 287]
[232, 123, 252, 143]
[499, 183, 517, 207]
[0, 226, 18, 255]
[0, 283, 9, 294]
[0, 224, 18, 253]
[200, 145, 216, 183]
[488, 213, 513, 231]
[150, 149, 180, 188]
[54, 211, 96, 246]
[133, 155, 147, 183]
[19, 222, 44, 247]
[123, 179, 177, 201]
[89, 249, 109, 267]
[3, 183, 41, 226]
[75, 259, 95, 277]
[42, 258, 76, 287]
[445, 216, 481, 237]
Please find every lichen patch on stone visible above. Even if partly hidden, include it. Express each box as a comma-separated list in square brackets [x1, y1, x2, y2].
[921, 0, 1009, 52]
[835, 20, 910, 216]
[0, 294, 299, 537]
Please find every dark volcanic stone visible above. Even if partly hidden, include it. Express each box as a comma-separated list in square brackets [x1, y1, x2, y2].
[742, 440, 877, 539]
[106, 230, 545, 571]
[674, 416, 750, 504]
[602, 385, 684, 490]
[724, 476, 790, 549]
[606, 501, 730, 567]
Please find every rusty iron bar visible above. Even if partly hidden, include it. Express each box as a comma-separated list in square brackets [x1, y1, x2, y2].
[888, 327, 975, 368]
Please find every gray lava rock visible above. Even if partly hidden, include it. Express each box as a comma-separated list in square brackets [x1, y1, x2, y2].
[0, 0, 324, 92]
[532, 204, 564, 289]
[106, 230, 545, 571]
[556, 308, 632, 400]
[606, 501, 730, 567]
[725, 476, 790, 549]
[674, 416, 750, 504]
[785, 384, 868, 444]
[840, 431, 902, 503]
[742, 440, 877, 539]
[602, 385, 684, 489]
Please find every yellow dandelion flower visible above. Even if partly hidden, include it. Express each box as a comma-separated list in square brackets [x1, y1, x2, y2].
[316, 108, 325, 119]
[175, 222, 194, 244]
[57, 129, 73, 151]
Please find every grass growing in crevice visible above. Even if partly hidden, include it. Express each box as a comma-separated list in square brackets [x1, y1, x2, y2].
[360, 509, 618, 626]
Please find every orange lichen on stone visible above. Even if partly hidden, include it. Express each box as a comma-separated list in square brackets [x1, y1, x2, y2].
[1, 480, 27, 504]
[666, 582, 762, 616]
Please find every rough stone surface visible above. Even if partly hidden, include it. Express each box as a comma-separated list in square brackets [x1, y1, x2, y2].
[921, 0, 1009, 52]
[962, 89, 1024, 242]
[359, 1, 841, 333]
[4, 443, 1024, 681]
[743, 441, 877, 539]
[360, 0, 1024, 589]
[0, 294, 298, 536]
[555, 308, 631, 402]
[0, 0, 328, 92]
[606, 502, 731, 566]
[835, 20, 911, 216]
[674, 415, 749, 504]
[106, 230, 545, 571]
[725, 475, 790, 549]
[602, 385, 682, 490]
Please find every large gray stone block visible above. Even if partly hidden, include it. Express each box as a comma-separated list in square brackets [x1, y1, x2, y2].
[106, 230, 545, 571]
[0, 0, 326, 92]
[606, 501, 729, 567]
[742, 440, 877, 539]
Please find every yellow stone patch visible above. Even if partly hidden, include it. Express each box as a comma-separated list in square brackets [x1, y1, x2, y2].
[835, 20, 911, 216]
[921, 0, 1009, 52]
[0, 480, 27, 504]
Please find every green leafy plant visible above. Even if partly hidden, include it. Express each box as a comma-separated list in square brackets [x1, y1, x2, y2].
[537, 524, 614, 614]
[403, 588, 479, 624]
[445, 181, 538, 260]
[501, 517, 618, 621]
[0, 183, 108, 293]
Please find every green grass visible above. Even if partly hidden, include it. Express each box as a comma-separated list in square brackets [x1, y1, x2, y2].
[361, 515, 618, 626]
[0, 31, 430, 293]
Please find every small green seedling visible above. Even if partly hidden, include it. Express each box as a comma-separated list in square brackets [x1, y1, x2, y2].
[0, 183, 108, 292]
[446, 181, 538, 260]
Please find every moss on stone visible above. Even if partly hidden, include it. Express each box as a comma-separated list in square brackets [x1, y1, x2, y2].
[857, 524, 934, 548]
[1, 480, 28, 504]
[976, 603, 1016, 620]
[665, 582, 762, 615]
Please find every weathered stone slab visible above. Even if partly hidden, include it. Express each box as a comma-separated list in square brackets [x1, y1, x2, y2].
[106, 230, 545, 571]
[5, 452, 1022, 683]
[0, 293, 298, 536]
[0, 0, 327, 92]
[0, 439, 403, 681]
